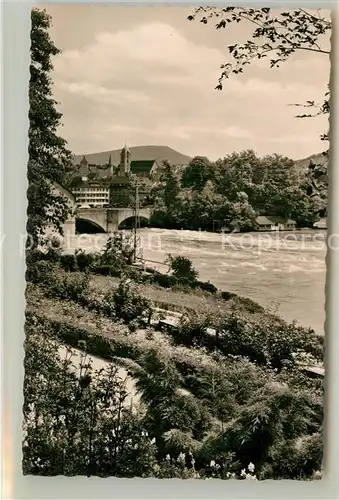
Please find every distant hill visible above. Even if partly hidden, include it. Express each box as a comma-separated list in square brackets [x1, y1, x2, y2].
[73, 145, 192, 167]
[294, 151, 328, 174]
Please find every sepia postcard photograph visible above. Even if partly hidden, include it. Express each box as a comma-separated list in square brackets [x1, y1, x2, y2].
[20, 3, 331, 483]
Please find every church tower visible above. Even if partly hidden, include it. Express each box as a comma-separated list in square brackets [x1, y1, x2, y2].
[119, 145, 131, 176]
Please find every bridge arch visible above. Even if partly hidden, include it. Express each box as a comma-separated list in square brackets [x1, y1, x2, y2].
[118, 216, 150, 230]
[76, 218, 106, 234]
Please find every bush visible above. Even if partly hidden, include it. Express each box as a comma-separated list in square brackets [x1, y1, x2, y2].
[233, 296, 265, 314]
[101, 232, 135, 269]
[59, 253, 78, 272]
[26, 260, 55, 285]
[171, 313, 216, 349]
[197, 281, 218, 294]
[107, 278, 153, 326]
[166, 254, 199, 281]
[91, 264, 121, 277]
[151, 272, 179, 289]
[25, 249, 46, 266]
[74, 249, 100, 271]
[25, 312, 135, 361]
[217, 311, 323, 371]
[220, 291, 237, 301]
[23, 327, 158, 477]
[43, 247, 62, 263]
[45, 273, 90, 303]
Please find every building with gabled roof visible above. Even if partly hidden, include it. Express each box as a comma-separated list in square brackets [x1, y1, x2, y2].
[130, 159, 163, 178]
[255, 216, 296, 231]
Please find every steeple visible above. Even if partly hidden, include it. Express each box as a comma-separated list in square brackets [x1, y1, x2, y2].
[119, 145, 131, 176]
[80, 155, 88, 167]
[79, 155, 89, 175]
[108, 154, 114, 176]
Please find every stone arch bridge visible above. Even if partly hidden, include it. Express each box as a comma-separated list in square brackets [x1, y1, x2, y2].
[76, 207, 152, 233]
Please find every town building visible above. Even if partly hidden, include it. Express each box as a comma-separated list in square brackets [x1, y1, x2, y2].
[72, 181, 110, 207]
[130, 159, 163, 179]
[75, 147, 163, 181]
[255, 216, 296, 231]
[71, 145, 159, 208]
[110, 145, 133, 207]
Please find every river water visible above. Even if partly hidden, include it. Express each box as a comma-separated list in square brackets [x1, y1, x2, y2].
[64, 228, 327, 335]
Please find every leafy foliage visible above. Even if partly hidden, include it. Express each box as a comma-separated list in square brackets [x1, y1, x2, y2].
[28, 8, 73, 243]
[151, 151, 323, 230]
[100, 232, 135, 269]
[187, 7, 330, 88]
[166, 254, 199, 281]
[102, 277, 153, 326]
[45, 272, 90, 303]
[23, 331, 158, 477]
[24, 288, 323, 480]
[187, 7, 330, 198]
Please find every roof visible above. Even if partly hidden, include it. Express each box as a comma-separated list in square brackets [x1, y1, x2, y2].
[93, 167, 113, 179]
[256, 216, 296, 226]
[72, 181, 111, 189]
[256, 216, 274, 226]
[130, 160, 157, 175]
[110, 176, 130, 185]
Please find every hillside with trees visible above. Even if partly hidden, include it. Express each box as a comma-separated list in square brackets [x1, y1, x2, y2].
[150, 151, 327, 231]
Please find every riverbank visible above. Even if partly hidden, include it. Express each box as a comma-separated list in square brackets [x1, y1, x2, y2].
[24, 249, 324, 480]
[55, 227, 326, 334]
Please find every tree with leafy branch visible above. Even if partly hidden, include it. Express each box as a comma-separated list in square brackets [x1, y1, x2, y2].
[166, 254, 199, 281]
[187, 7, 330, 128]
[188, 7, 330, 209]
[27, 8, 73, 244]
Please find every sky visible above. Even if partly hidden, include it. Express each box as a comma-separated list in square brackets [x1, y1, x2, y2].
[38, 4, 331, 161]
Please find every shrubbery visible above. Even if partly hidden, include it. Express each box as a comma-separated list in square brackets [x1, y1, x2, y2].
[24, 315, 323, 479]
[217, 311, 323, 371]
[25, 260, 56, 285]
[166, 254, 199, 281]
[25, 241, 324, 480]
[100, 277, 153, 326]
[100, 232, 135, 269]
[23, 329, 158, 477]
[45, 272, 90, 303]
[170, 310, 323, 373]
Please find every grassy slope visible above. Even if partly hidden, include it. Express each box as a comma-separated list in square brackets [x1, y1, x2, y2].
[85, 272, 269, 323]
[26, 283, 223, 372]
[26, 282, 232, 424]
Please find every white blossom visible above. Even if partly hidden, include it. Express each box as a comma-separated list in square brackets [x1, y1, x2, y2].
[246, 473, 257, 480]
[210, 460, 216, 467]
[165, 454, 171, 462]
[240, 468, 246, 477]
[248, 462, 255, 473]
